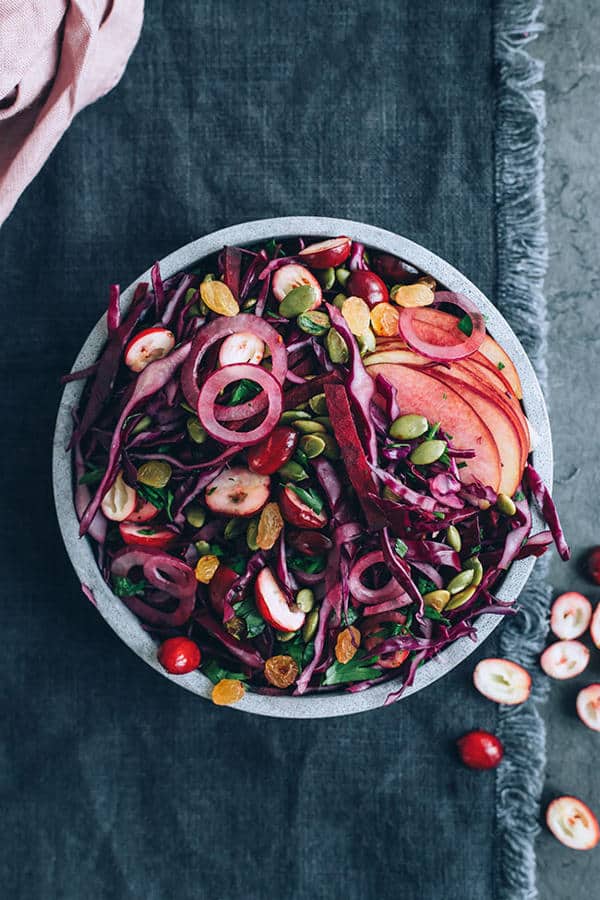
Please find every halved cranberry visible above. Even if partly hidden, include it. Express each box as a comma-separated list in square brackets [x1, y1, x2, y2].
[279, 485, 327, 529]
[287, 529, 333, 556]
[247, 427, 298, 475]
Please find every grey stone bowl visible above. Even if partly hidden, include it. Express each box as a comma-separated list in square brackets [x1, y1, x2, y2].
[53, 216, 552, 718]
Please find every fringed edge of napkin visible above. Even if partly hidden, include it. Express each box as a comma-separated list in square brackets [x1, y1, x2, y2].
[493, 2, 550, 899]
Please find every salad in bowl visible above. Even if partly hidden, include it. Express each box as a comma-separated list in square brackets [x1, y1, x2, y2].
[55, 218, 568, 715]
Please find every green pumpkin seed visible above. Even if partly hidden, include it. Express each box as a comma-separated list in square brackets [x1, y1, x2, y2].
[202, 273, 216, 283]
[280, 409, 311, 424]
[224, 517, 247, 540]
[496, 492, 517, 517]
[194, 540, 211, 555]
[314, 416, 332, 431]
[446, 525, 462, 553]
[187, 416, 207, 444]
[464, 557, 483, 587]
[321, 434, 340, 460]
[185, 504, 206, 528]
[409, 439, 447, 466]
[308, 393, 329, 416]
[279, 284, 319, 318]
[242, 297, 257, 311]
[302, 608, 320, 642]
[326, 327, 349, 364]
[297, 310, 330, 336]
[277, 460, 309, 482]
[130, 414, 152, 436]
[335, 268, 350, 287]
[137, 460, 172, 488]
[296, 588, 315, 613]
[357, 329, 376, 356]
[422, 589, 450, 612]
[246, 518, 259, 551]
[390, 414, 429, 441]
[446, 569, 475, 595]
[445, 585, 477, 611]
[332, 293, 346, 309]
[318, 267, 336, 290]
[293, 419, 327, 434]
[299, 434, 326, 459]
[277, 630, 297, 643]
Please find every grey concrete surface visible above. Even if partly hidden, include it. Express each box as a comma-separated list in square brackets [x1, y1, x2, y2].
[537, 3, 600, 896]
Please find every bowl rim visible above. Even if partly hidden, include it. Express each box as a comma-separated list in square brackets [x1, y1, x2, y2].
[53, 216, 552, 718]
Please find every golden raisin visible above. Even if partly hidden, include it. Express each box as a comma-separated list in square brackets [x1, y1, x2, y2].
[200, 280, 240, 317]
[341, 296, 371, 336]
[335, 626, 361, 664]
[390, 283, 434, 308]
[194, 554, 220, 584]
[264, 655, 299, 688]
[370, 302, 400, 337]
[211, 678, 245, 706]
[256, 501, 284, 550]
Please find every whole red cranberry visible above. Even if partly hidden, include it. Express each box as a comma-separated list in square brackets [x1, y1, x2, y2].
[457, 730, 504, 770]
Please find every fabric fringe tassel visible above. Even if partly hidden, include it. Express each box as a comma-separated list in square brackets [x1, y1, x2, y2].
[493, 2, 550, 899]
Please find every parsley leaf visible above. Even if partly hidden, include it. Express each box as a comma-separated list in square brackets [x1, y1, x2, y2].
[323, 653, 382, 686]
[425, 421, 441, 440]
[457, 461, 468, 469]
[417, 575, 438, 595]
[458, 314, 473, 336]
[433, 511, 446, 520]
[513, 490, 525, 501]
[78, 465, 104, 486]
[112, 575, 147, 597]
[497, 361, 506, 371]
[395, 538, 408, 558]
[202, 659, 249, 684]
[288, 554, 326, 574]
[226, 378, 262, 406]
[424, 607, 451, 625]
[288, 484, 324, 515]
[342, 606, 360, 626]
[233, 598, 266, 638]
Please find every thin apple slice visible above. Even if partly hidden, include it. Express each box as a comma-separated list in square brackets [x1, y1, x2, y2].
[473, 658, 532, 704]
[576, 685, 600, 732]
[550, 592, 592, 640]
[411, 307, 523, 398]
[368, 363, 502, 490]
[546, 797, 600, 850]
[540, 640, 590, 679]
[255, 568, 305, 632]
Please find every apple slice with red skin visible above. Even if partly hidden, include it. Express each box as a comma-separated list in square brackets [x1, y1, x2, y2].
[546, 797, 600, 850]
[473, 658, 532, 704]
[590, 603, 600, 649]
[550, 592, 592, 640]
[298, 236, 351, 269]
[272, 264, 322, 306]
[255, 567, 305, 632]
[540, 640, 590, 679]
[205, 466, 270, 517]
[368, 363, 502, 491]
[279, 485, 327, 529]
[409, 307, 523, 398]
[576, 685, 600, 732]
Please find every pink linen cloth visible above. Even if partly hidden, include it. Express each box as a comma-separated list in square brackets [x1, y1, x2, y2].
[0, 1, 144, 225]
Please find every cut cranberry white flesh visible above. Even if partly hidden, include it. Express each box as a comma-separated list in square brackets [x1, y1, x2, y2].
[218, 332, 264, 367]
[255, 567, 305, 632]
[590, 604, 600, 649]
[576, 684, 600, 732]
[473, 658, 532, 705]
[540, 640, 590, 680]
[272, 263, 322, 306]
[124, 327, 175, 373]
[100, 471, 137, 522]
[550, 592, 592, 640]
[298, 236, 352, 269]
[204, 466, 270, 517]
[127, 496, 159, 523]
[546, 796, 600, 850]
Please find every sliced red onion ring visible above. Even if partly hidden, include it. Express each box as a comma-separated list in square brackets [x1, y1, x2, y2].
[181, 313, 287, 421]
[398, 292, 486, 361]
[348, 550, 406, 605]
[197, 363, 282, 446]
[111, 548, 196, 626]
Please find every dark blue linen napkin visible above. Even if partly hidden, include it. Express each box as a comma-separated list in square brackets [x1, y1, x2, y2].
[1, 2, 510, 898]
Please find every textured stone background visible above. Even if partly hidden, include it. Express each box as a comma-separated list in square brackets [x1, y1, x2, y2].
[538, 2, 600, 895]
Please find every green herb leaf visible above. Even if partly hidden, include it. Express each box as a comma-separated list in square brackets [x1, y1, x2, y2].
[228, 556, 246, 575]
[288, 554, 326, 575]
[136, 483, 168, 509]
[470, 544, 481, 554]
[425, 421, 441, 440]
[497, 361, 505, 371]
[209, 543, 224, 558]
[513, 490, 525, 501]
[264, 238, 279, 259]
[424, 607, 451, 625]
[323, 653, 382, 686]
[294, 448, 309, 467]
[457, 461, 468, 469]
[226, 378, 262, 406]
[78, 465, 104, 486]
[417, 575, 438, 595]
[395, 538, 408, 558]
[288, 484, 324, 514]
[433, 511, 446, 520]
[458, 314, 473, 336]
[112, 575, 147, 597]
[202, 659, 249, 685]
[233, 598, 266, 638]
[342, 606, 360, 626]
